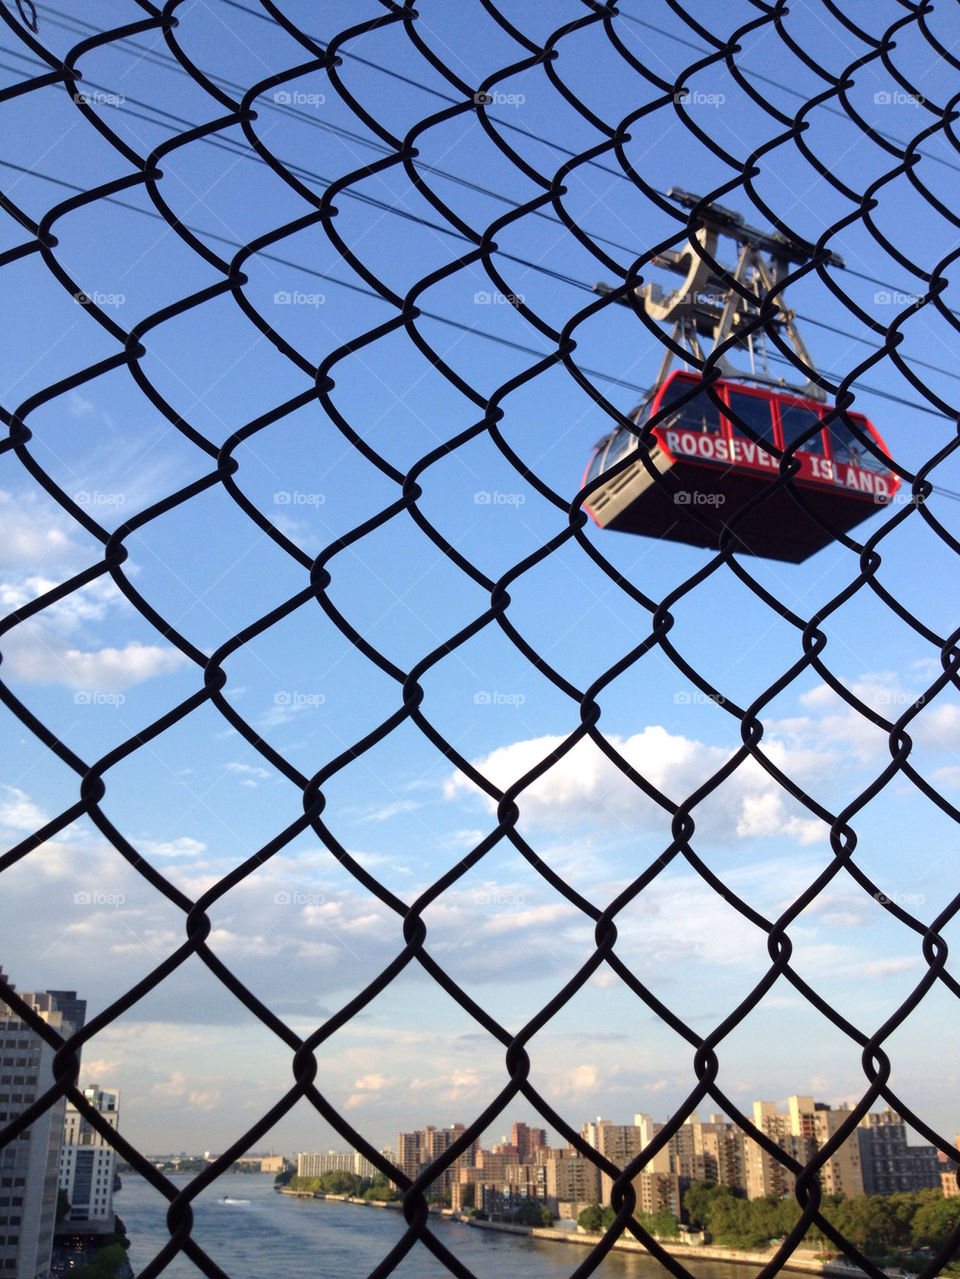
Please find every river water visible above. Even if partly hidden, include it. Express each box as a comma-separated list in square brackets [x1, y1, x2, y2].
[116, 1173, 752, 1279]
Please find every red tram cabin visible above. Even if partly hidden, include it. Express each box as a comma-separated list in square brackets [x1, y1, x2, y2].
[582, 371, 900, 562]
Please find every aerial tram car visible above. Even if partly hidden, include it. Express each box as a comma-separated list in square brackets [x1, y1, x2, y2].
[582, 191, 900, 563]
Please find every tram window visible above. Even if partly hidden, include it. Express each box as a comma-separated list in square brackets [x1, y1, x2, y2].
[725, 391, 776, 446]
[585, 447, 607, 484]
[603, 427, 638, 470]
[658, 379, 723, 434]
[778, 402, 825, 454]
[829, 418, 887, 473]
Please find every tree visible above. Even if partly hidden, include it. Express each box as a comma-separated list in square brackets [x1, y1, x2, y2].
[650, 1207, 679, 1238]
[705, 1189, 769, 1249]
[636, 1207, 680, 1238]
[911, 1192, 960, 1250]
[578, 1202, 603, 1232]
[363, 1174, 402, 1202]
[71, 1243, 127, 1279]
[274, 1166, 294, 1186]
[515, 1200, 553, 1227]
[682, 1181, 717, 1229]
[55, 1189, 71, 1225]
[110, 1214, 131, 1250]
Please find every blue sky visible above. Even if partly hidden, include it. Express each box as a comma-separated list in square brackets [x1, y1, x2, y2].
[2, 0, 960, 1162]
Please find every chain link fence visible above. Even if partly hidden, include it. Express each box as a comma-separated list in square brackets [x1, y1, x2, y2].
[2, 1, 960, 1276]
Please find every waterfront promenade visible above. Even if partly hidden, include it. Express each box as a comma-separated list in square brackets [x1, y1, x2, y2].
[471, 1219, 862, 1277]
[279, 1189, 866, 1276]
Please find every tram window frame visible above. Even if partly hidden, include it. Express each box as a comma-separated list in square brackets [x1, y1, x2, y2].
[723, 388, 778, 450]
[656, 374, 724, 435]
[603, 425, 640, 471]
[775, 400, 826, 455]
[825, 413, 889, 474]
[585, 445, 608, 484]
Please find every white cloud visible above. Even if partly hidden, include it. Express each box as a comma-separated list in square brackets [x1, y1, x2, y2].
[0, 490, 89, 569]
[354, 1072, 389, 1091]
[187, 1088, 221, 1111]
[444, 728, 830, 845]
[79, 1057, 121, 1081]
[67, 391, 96, 417]
[543, 1063, 600, 1097]
[152, 1071, 188, 1100]
[918, 703, 960, 752]
[224, 762, 271, 788]
[344, 1072, 395, 1109]
[139, 836, 206, 860]
[0, 576, 120, 633]
[6, 635, 186, 689]
[0, 786, 48, 833]
[359, 799, 422, 823]
[786, 674, 960, 762]
[409, 1068, 485, 1105]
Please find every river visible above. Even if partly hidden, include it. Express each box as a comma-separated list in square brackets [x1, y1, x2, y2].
[115, 1173, 755, 1279]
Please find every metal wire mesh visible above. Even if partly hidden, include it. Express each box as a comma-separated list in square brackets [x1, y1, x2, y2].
[2, 1, 960, 1276]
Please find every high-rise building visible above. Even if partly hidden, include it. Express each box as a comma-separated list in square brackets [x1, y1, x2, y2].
[686, 1114, 745, 1192]
[296, 1150, 377, 1179]
[0, 973, 78, 1279]
[858, 1110, 941, 1194]
[746, 1098, 864, 1200]
[395, 1125, 477, 1193]
[510, 1122, 547, 1163]
[58, 1087, 120, 1226]
[42, 995, 86, 1045]
[582, 1117, 679, 1215]
[541, 1148, 601, 1211]
[396, 1131, 423, 1184]
[939, 1134, 960, 1199]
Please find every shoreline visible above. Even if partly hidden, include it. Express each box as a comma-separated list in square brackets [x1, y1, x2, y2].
[278, 1193, 884, 1277]
[530, 1224, 851, 1276]
[279, 1189, 402, 1210]
[470, 1220, 881, 1277]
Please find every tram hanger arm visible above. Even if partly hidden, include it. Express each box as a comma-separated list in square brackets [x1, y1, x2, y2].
[667, 187, 845, 270]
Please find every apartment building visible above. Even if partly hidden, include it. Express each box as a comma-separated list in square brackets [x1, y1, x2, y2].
[858, 1110, 940, 1194]
[0, 976, 81, 1279]
[58, 1086, 120, 1226]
